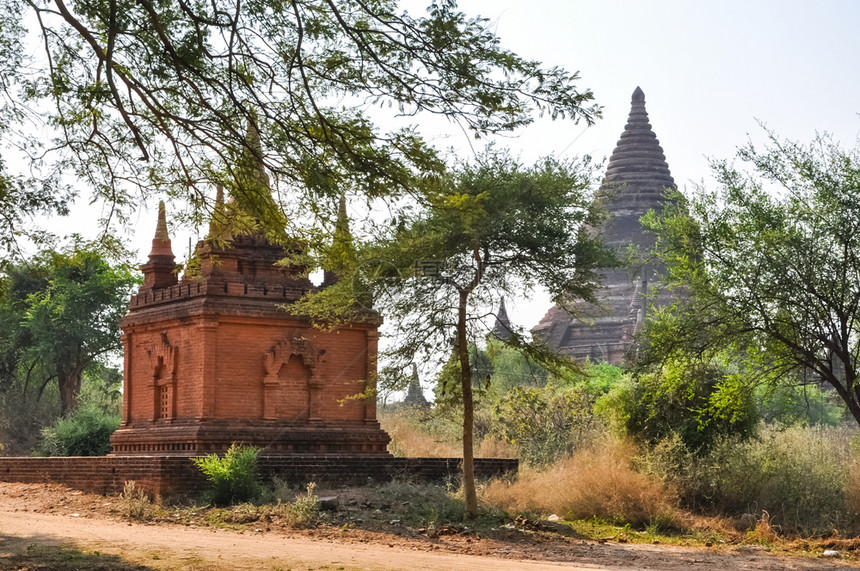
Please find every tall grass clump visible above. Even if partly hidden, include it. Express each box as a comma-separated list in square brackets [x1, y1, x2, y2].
[192, 443, 261, 506]
[482, 438, 681, 529]
[691, 424, 854, 535]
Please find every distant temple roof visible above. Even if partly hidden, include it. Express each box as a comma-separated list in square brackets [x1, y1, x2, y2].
[403, 363, 429, 408]
[490, 297, 513, 342]
[531, 87, 677, 365]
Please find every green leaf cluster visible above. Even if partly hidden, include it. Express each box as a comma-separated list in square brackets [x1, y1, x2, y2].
[192, 443, 262, 506]
[0, 239, 138, 414]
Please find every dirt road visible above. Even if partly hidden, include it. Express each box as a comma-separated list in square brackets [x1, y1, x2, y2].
[0, 483, 855, 570]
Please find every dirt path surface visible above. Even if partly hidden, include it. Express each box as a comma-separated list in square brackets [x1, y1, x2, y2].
[0, 483, 856, 570]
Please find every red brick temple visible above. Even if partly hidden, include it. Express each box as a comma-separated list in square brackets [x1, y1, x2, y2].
[109, 194, 391, 456]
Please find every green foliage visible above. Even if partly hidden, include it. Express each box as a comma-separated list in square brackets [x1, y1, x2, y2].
[756, 383, 844, 427]
[642, 131, 860, 427]
[484, 339, 548, 395]
[36, 370, 122, 456]
[6, 0, 600, 241]
[601, 359, 757, 453]
[585, 362, 624, 395]
[37, 403, 120, 457]
[0, 240, 138, 414]
[433, 344, 494, 408]
[492, 383, 597, 466]
[192, 444, 262, 506]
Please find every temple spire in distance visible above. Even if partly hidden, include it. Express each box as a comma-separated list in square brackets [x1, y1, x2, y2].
[490, 297, 513, 342]
[531, 86, 678, 365]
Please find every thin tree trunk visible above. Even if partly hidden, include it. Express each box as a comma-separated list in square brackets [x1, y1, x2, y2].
[457, 290, 478, 521]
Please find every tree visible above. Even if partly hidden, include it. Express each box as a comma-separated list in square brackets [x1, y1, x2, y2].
[641, 131, 860, 427]
[303, 148, 614, 518]
[0, 240, 138, 412]
[3, 0, 599, 246]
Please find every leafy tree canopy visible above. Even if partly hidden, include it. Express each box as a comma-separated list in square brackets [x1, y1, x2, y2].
[641, 130, 860, 427]
[0, 237, 138, 412]
[296, 147, 615, 518]
[1, 0, 599, 249]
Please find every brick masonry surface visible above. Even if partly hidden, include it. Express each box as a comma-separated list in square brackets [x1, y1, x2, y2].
[0, 456, 518, 497]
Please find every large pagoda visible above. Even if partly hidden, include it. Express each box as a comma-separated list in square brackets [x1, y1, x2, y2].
[532, 87, 677, 365]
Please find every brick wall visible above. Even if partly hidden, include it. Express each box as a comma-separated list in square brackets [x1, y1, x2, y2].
[0, 456, 517, 497]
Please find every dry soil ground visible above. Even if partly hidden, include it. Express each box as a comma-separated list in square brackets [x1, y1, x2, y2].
[0, 482, 857, 570]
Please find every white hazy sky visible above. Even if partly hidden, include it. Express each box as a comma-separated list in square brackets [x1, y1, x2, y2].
[43, 0, 860, 333]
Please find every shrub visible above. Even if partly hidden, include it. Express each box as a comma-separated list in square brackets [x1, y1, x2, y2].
[37, 402, 121, 456]
[192, 443, 261, 506]
[282, 482, 320, 528]
[492, 384, 598, 466]
[481, 438, 681, 529]
[691, 424, 854, 534]
[600, 360, 757, 453]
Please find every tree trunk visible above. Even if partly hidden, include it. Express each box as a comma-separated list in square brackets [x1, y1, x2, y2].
[456, 291, 478, 521]
[58, 367, 84, 414]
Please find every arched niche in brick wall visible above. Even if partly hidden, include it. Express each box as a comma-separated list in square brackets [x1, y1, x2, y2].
[263, 334, 327, 421]
[147, 333, 178, 421]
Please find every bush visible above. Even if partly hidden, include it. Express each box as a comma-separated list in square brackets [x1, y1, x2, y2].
[599, 360, 757, 453]
[192, 443, 261, 506]
[37, 402, 120, 456]
[121, 480, 153, 520]
[482, 438, 681, 529]
[492, 384, 598, 465]
[757, 383, 844, 426]
[691, 424, 853, 534]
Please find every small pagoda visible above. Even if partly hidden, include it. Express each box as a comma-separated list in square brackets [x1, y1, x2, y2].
[532, 87, 677, 365]
[110, 130, 390, 456]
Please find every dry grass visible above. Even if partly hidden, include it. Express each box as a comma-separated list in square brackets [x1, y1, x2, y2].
[379, 409, 518, 459]
[481, 439, 681, 529]
[476, 435, 518, 459]
[379, 411, 461, 457]
[848, 458, 860, 517]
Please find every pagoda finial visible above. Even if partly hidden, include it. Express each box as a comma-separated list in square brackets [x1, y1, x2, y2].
[632, 86, 645, 104]
[207, 184, 233, 242]
[244, 112, 269, 185]
[149, 201, 174, 258]
[142, 201, 178, 289]
[335, 194, 350, 238]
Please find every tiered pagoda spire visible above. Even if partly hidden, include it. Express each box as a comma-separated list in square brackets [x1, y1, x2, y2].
[141, 201, 178, 289]
[323, 194, 352, 287]
[490, 297, 513, 342]
[532, 87, 678, 365]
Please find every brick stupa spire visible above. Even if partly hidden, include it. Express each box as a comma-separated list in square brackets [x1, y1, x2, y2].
[532, 87, 677, 365]
[141, 201, 178, 289]
[323, 194, 352, 287]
